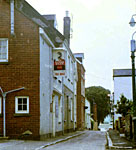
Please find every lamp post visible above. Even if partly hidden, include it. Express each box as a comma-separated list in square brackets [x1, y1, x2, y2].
[130, 30, 136, 141]
[129, 15, 136, 141]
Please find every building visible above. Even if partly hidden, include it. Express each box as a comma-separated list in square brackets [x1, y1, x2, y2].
[74, 53, 85, 130]
[0, 0, 77, 139]
[85, 99, 91, 129]
[62, 11, 77, 133]
[113, 69, 133, 122]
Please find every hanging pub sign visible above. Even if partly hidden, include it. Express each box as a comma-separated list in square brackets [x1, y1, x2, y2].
[53, 48, 66, 76]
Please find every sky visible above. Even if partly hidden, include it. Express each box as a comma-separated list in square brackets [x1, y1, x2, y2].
[26, 0, 136, 92]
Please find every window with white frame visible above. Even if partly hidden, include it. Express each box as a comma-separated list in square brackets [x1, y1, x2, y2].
[71, 61, 73, 82]
[15, 96, 29, 114]
[70, 98, 73, 121]
[58, 96, 62, 122]
[0, 97, 2, 114]
[0, 39, 8, 62]
[68, 56, 70, 78]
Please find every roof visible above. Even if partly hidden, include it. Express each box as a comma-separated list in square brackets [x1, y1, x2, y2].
[74, 53, 84, 59]
[113, 69, 136, 77]
[14, 0, 65, 47]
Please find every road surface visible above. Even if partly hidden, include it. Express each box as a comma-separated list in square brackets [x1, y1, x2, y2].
[0, 131, 107, 150]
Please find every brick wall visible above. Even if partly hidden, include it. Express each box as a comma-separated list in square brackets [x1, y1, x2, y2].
[76, 62, 85, 129]
[0, 1, 40, 139]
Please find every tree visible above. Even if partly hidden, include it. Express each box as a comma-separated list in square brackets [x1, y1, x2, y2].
[85, 86, 111, 124]
[115, 94, 133, 117]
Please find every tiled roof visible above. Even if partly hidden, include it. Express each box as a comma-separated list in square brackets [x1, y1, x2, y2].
[14, 0, 65, 47]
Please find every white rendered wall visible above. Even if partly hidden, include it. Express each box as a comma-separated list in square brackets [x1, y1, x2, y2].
[114, 77, 132, 121]
[40, 35, 52, 135]
[85, 99, 91, 129]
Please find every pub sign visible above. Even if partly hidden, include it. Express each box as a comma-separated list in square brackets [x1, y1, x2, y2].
[53, 49, 66, 76]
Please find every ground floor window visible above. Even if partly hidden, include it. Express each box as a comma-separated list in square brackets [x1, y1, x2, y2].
[58, 96, 62, 122]
[15, 96, 29, 114]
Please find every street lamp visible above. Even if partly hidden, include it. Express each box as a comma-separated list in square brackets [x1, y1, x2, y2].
[129, 14, 136, 27]
[130, 30, 136, 141]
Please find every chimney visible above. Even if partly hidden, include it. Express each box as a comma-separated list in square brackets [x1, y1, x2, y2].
[63, 11, 71, 46]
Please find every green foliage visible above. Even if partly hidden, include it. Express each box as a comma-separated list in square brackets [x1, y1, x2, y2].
[115, 94, 133, 117]
[85, 86, 111, 124]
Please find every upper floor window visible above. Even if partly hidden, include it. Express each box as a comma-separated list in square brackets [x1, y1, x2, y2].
[15, 96, 29, 114]
[0, 39, 8, 62]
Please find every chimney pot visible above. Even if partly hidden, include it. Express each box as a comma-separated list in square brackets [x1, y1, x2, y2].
[66, 11, 69, 17]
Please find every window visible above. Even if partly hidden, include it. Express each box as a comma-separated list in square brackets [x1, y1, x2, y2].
[58, 96, 62, 122]
[67, 56, 70, 78]
[0, 97, 1, 114]
[15, 96, 29, 114]
[70, 98, 73, 121]
[0, 39, 8, 62]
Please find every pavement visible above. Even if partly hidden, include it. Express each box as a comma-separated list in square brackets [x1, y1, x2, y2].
[106, 129, 135, 149]
[0, 131, 86, 150]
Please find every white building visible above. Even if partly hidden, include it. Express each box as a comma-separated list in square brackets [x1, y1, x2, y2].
[36, 12, 78, 138]
[113, 69, 132, 122]
[51, 11, 78, 136]
[85, 99, 91, 129]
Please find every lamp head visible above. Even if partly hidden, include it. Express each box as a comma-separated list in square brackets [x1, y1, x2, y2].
[129, 17, 136, 27]
[131, 39, 136, 52]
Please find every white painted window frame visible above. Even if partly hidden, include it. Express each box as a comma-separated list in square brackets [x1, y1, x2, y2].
[15, 96, 29, 114]
[71, 98, 73, 121]
[0, 38, 8, 62]
[58, 96, 62, 122]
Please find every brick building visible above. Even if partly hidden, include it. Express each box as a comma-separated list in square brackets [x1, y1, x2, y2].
[74, 53, 85, 130]
[0, 0, 64, 139]
[0, 0, 78, 139]
[0, 0, 41, 139]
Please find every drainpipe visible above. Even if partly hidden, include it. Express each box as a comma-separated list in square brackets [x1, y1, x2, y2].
[0, 87, 25, 137]
[62, 77, 64, 135]
[10, 0, 15, 35]
[3, 93, 6, 137]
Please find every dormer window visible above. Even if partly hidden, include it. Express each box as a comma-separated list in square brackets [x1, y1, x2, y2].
[0, 39, 8, 62]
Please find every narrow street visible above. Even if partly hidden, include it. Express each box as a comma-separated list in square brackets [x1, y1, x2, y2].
[0, 131, 107, 150]
[43, 131, 106, 150]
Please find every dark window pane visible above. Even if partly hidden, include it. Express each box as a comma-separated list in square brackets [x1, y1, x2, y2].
[23, 98, 27, 104]
[23, 105, 27, 110]
[18, 98, 22, 104]
[18, 105, 22, 110]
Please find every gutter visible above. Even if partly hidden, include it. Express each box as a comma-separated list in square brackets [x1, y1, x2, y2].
[10, 0, 15, 35]
[0, 87, 25, 137]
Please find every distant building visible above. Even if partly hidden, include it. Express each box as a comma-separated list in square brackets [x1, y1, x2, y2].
[113, 69, 133, 122]
[85, 99, 91, 129]
[74, 53, 85, 130]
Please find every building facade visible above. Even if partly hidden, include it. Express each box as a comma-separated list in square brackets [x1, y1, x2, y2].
[0, 0, 77, 139]
[85, 99, 91, 129]
[74, 53, 85, 130]
[113, 69, 133, 122]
